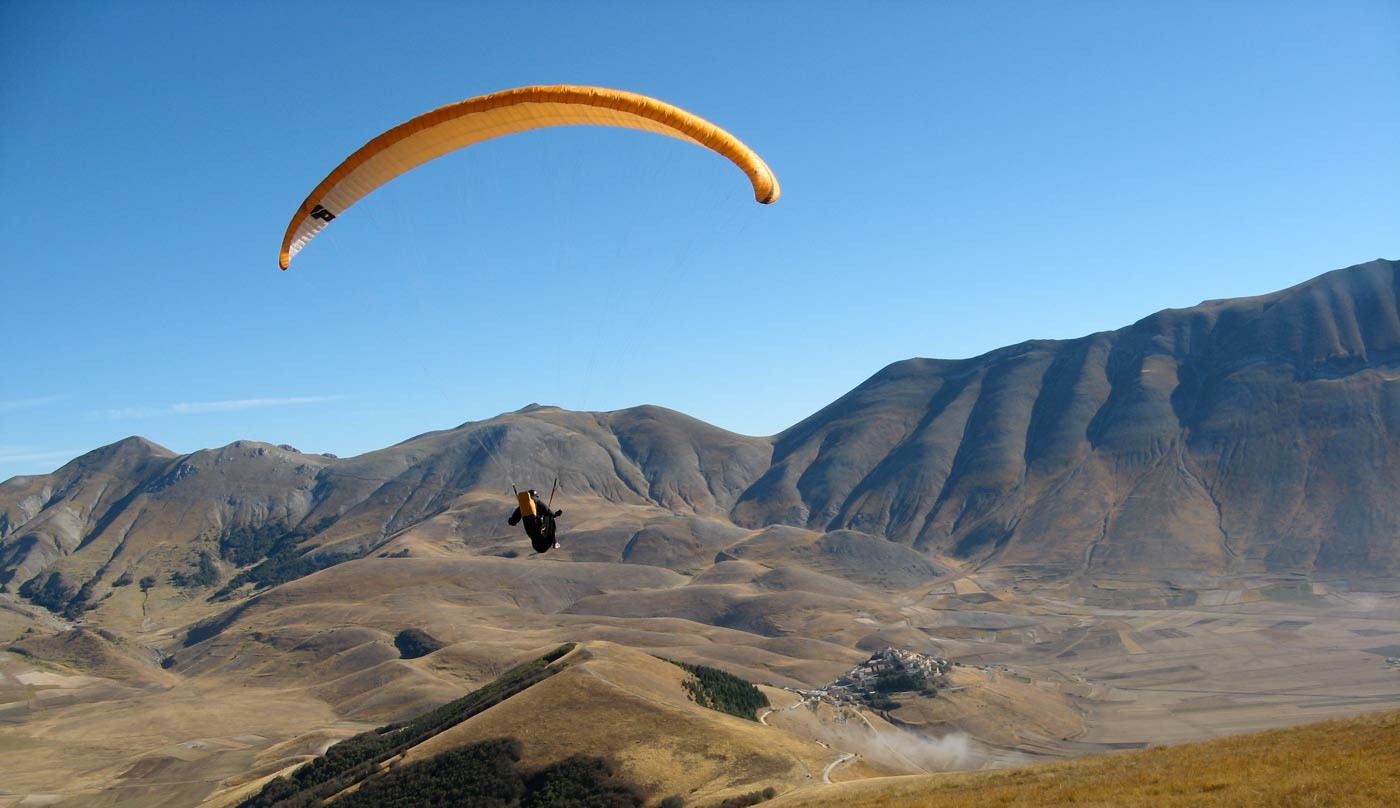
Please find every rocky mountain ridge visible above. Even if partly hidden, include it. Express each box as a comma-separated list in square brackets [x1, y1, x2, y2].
[3, 259, 1397, 614]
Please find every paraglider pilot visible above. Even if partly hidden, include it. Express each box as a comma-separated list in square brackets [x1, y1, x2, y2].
[508, 489, 563, 553]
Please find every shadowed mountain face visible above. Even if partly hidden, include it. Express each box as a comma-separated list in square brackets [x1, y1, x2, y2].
[734, 259, 1400, 579]
[3, 259, 1398, 609]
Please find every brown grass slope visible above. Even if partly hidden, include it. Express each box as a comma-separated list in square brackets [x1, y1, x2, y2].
[770, 709, 1400, 808]
[396, 641, 834, 804]
[161, 550, 895, 712]
[7, 626, 171, 686]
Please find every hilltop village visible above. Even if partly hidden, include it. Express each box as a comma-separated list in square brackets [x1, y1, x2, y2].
[794, 649, 952, 709]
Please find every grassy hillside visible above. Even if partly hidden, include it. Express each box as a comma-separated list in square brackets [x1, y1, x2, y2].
[216, 641, 829, 808]
[770, 709, 1400, 807]
[399, 641, 835, 804]
[238, 644, 576, 807]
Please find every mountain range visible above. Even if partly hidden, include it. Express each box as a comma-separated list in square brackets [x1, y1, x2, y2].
[5, 259, 1400, 807]
[3, 259, 1398, 618]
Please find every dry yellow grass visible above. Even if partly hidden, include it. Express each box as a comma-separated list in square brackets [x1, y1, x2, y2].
[399, 641, 833, 804]
[888, 664, 1082, 750]
[771, 710, 1400, 808]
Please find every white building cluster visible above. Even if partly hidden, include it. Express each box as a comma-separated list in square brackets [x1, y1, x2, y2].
[792, 648, 950, 705]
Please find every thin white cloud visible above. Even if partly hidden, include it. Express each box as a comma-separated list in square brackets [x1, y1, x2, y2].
[172, 395, 347, 414]
[91, 395, 348, 420]
[0, 395, 65, 414]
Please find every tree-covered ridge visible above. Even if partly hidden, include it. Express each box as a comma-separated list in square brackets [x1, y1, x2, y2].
[215, 544, 358, 596]
[519, 755, 645, 808]
[212, 518, 350, 598]
[667, 659, 770, 721]
[219, 521, 302, 567]
[334, 737, 524, 808]
[270, 736, 645, 808]
[239, 644, 575, 808]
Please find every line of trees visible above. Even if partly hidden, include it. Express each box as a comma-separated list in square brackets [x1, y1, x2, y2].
[213, 544, 354, 598]
[333, 737, 524, 807]
[255, 735, 647, 808]
[668, 660, 770, 721]
[212, 518, 348, 597]
[240, 644, 575, 808]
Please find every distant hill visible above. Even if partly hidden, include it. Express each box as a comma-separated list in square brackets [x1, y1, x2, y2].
[0, 407, 773, 621]
[3, 259, 1398, 619]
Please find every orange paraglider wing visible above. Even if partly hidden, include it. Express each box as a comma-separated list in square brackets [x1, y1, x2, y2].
[279, 85, 780, 269]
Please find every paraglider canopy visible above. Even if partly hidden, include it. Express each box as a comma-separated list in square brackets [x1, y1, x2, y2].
[279, 84, 781, 269]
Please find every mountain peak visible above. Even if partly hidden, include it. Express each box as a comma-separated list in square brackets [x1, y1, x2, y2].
[737, 259, 1400, 579]
[6, 260, 1399, 589]
[56, 436, 176, 475]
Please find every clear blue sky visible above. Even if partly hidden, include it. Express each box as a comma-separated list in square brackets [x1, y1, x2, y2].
[3, 1, 1397, 479]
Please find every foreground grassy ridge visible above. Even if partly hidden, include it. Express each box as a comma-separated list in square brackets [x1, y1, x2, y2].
[774, 710, 1400, 808]
[240, 643, 575, 807]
